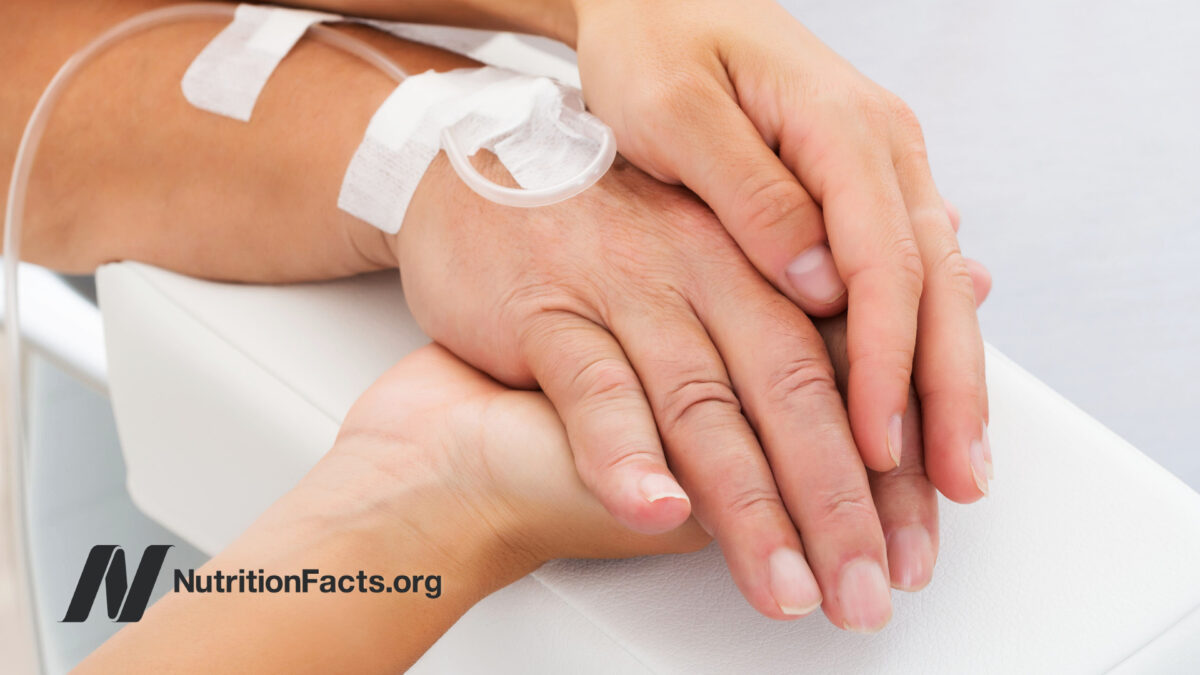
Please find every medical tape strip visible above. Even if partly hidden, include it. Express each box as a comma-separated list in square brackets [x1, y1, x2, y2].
[181, 4, 340, 121]
[337, 66, 603, 233]
[180, 7, 602, 231]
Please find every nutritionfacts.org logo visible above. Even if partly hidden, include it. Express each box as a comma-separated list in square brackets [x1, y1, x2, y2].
[61, 544, 443, 623]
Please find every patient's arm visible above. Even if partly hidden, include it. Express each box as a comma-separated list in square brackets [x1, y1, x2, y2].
[2, 0, 450, 281]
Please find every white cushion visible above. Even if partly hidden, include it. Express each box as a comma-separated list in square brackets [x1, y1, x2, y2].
[97, 261, 1200, 673]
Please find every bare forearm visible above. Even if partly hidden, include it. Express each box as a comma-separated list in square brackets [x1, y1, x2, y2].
[1, 0, 475, 282]
[77, 437, 530, 673]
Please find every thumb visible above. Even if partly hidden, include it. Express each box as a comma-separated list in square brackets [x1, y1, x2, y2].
[656, 91, 848, 315]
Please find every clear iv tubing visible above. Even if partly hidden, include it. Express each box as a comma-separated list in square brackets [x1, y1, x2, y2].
[2, 3, 614, 663]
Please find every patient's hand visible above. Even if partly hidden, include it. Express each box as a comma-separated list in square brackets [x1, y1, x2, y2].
[389, 153, 990, 630]
[337, 312, 987, 630]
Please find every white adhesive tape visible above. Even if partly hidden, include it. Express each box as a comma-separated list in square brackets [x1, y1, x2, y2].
[180, 7, 611, 228]
[338, 66, 604, 233]
[181, 4, 339, 121]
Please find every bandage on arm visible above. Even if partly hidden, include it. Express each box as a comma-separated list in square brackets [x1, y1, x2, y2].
[173, 5, 613, 228]
[0, 0, 476, 281]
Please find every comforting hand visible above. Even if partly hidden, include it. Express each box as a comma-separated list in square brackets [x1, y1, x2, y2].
[572, 0, 990, 496]
[391, 151, 989, 630]
[81, 345, 709, 674]
[324, 344, 711, 568]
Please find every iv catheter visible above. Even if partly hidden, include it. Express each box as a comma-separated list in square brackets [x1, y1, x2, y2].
[2, 4, 616, 657]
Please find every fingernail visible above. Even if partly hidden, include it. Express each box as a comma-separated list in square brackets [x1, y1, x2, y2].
[886, 525, 934, 591]
[887, 413, 904, 467]
[838, 558, 892, 633]
[639, 473, 689, 504]
[981, 421, 994, 479]
[785, 244, 846, 305]
[969, 438, 989, 496]
[768, 548, 822, 616]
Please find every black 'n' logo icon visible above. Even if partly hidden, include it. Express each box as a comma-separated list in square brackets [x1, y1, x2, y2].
[62, 545, 173, 622]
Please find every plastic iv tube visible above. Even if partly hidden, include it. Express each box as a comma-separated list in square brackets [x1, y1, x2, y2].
[1, 3, 415, 661]
[2, 3, 611, 662]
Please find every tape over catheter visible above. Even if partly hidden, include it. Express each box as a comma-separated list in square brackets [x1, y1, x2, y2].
[181, 4, 617, 231]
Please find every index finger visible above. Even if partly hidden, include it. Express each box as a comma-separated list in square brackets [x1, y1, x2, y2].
[782, 103, 925, 474]
[890, 115, 991, 502]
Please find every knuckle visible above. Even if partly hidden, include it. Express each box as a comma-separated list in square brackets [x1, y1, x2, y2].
[928, 245, 976, 302]
[841, 231, 924, 299]
[589, 446, 666, 479]
[736, 176, 814, 235]
[763, 355, 839, 408]
[723, 484, 787, 523]
[894, 136, 930, 172]
[861, 344, 918, 377]
[657, 376, 742, 436]
[505, 285, 573, 331]
[811, 485, 876, 523]
[840, 238, 925, 315]
[872, 238, 926, 295]
[570, 356, 642, 406]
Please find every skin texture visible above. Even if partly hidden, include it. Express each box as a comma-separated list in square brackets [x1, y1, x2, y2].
[287, 0, 991, 498]
[77, 345, 709, 674]
[569, 0, 990, 500]
[394, 151, 990, 629]
[80, 287, 992, 670]
[0, 0, 435, 280]
[1, 0, 992, 631]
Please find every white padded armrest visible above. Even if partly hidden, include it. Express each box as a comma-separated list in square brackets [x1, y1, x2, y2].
[97, 261, 1200, 673]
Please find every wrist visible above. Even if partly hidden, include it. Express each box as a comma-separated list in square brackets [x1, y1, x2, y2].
[327, 23, 486, 273]
[302, 434, 543, 597]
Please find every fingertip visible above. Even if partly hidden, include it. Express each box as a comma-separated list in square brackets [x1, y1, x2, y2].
[619, 472, 693, 535]
[926, 455, 987, 504]
[919, 406, 990, 503]
[639, 472, 689, 503]
[768, 548, 824, 619]
[849, 395, 907, 473]
[887, 413, 904, 468]
[835, 557, 893, 633]
[969, 437, 990, 496]
[886, 525, 935, 592]
[784, 244, 848, 313]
